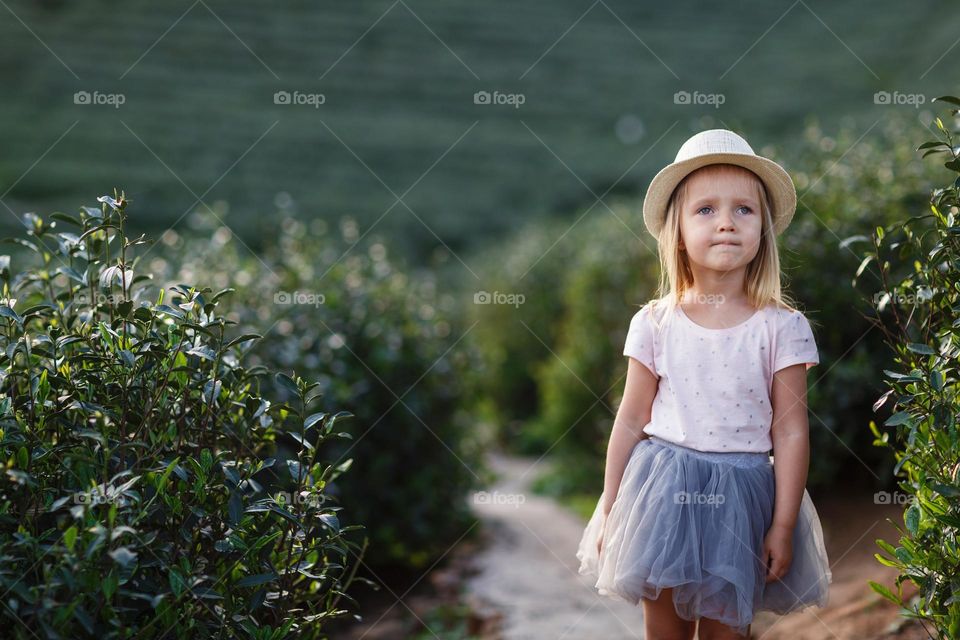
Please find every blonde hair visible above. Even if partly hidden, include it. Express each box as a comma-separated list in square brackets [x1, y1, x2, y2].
[644, 163, 800, 326]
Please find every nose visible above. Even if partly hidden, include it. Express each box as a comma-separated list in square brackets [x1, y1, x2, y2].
[717, 208, 737, 231]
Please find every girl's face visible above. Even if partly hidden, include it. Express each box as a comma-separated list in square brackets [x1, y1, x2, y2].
[678, 165, 764, 281]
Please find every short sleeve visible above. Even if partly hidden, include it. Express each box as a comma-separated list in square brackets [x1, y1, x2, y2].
[623, 305, 658, 378]
[774, 311, 819, 373]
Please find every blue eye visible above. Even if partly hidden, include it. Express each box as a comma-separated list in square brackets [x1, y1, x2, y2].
[697, 206, 753, 215]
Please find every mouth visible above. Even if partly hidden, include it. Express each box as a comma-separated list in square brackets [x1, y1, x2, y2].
[712, 241, 740, 246]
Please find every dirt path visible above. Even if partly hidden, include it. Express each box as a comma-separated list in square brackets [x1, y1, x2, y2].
[465, 451, 928, 640]
[465, 452, 646, 639]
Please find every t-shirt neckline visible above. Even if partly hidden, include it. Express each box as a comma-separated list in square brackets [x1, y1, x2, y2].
[675, 303, 763, 333]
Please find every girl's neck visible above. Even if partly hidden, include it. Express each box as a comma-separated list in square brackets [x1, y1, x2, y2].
[681, 286, 749, 308]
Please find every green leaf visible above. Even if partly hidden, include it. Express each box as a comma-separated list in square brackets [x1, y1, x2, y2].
[55, 265, 86, 284]
[154, 457, 180, 494]
[304, 412, 327, 431]
[50, 211, 82, 226]
[64, 526, 78, 552]
[933, 95, 960, 107]
[905, 343, 935, 355]
[187, 345, 217, 361]
[868, 580, 900, 605]
[225, 333, 262, 349]
[288, 460, 302, 481]
[210, 287, 235, 303]
[235, 572, 278, 588]
[275, 372, 299, 397]
[931, 483, 960, 498]
[108, 546, 137, 567]
[905, 504, 920, 535]
[930, 370, 944, 391]
[169, 568, 187, 597]
[268, 504, 301, 527]
[0, 305, 24, 326]
[156, 304, 185, 320]
[884, 411, 911, 427]
[16, 446, 28, 469]
[200, 449, 213, 471]
[229, 491, 243, 525]
[874, 552, 899, 568]
[102, 571, 119, 599]
[288, 432, 314, 451]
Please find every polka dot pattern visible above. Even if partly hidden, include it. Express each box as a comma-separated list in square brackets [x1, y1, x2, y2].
[622, 301, 820, 453]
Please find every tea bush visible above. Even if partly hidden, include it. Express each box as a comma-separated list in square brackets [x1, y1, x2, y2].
[862, 98, 960, 640]
[146, 209, 488, 572]
[0, 193, 364, 639]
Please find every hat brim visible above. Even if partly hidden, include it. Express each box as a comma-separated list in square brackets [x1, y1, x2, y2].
[642, 152, 797, 241]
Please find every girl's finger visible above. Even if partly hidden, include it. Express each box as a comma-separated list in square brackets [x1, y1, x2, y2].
[764, 550, 777, 580]
[767, 557, 784, 581]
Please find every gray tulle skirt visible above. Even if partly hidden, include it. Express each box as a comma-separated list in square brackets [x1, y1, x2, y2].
[576, 435, 831, 636]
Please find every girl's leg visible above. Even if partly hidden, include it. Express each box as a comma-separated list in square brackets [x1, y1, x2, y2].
[697, 616, 751, 639]
[641, 587, 696, 640]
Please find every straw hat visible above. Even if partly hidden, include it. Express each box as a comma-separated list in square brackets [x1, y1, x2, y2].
[642, 129, 797, 241]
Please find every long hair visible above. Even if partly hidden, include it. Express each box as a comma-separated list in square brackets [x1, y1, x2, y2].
[644, 163, 800, 329]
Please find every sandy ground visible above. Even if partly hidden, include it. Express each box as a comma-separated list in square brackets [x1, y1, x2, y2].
[464, 452, 930, 640]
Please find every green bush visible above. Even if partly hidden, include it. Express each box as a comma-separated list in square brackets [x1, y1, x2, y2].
[0, 193, 364, 639]
[146, 211, 488, 572]
[526, 201, 656, 492]
[455, 216, 575, 452]
[862, 98, 960, 640]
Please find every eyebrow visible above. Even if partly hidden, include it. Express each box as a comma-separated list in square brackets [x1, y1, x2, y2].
[689, 196, 759, 208]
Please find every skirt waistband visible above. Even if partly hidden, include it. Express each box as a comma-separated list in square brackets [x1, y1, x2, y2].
[646, 436, 771, 468]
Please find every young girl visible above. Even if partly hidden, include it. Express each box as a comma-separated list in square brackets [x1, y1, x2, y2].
[576, 129, 832, 639]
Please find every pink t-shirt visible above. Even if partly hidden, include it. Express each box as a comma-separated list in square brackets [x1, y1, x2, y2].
[622, 299, 819, 453]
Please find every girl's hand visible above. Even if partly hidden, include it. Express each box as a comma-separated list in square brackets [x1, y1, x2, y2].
[597, 512, 609, 556]
[763, 523, 793, 582]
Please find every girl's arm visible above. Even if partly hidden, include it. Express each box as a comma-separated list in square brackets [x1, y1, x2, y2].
[602, 358, 658, 514]
[769, 363, 811, 531]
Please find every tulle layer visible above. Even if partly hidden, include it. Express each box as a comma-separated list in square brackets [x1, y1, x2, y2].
[576, 436, 831, 635]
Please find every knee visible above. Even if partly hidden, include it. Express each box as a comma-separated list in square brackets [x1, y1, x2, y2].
[643, 619, 695, 640]
[642, 589, 696, 640]
[643, 628, 695, 640]
[697, 620, 750, 640]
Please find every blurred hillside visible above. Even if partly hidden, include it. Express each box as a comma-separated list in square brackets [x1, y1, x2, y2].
[0, 0, 955, 264]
